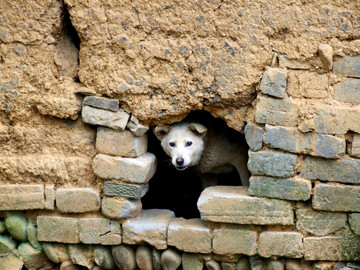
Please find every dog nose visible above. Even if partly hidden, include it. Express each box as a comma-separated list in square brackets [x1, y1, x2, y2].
[176, 157, 184, 166]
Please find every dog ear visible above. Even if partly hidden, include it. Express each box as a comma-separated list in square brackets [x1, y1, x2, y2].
[154, 125, 172, 140]
[188, 123, 207, 138]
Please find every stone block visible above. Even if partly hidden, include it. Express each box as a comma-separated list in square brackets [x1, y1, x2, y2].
[83, 96, 119, 112]
[318, 44, 333, 71]
[167, 218, 212, 253]
[334, 78, 360, 103]
[313, 106, 360, 135]
[258, 232, 303, 258]
[122, 209, 175, 249]
[244, 124, 263, 151]
[248, 176, 311, 201]
[255, 96, 298, 127]
[302, 156, 360, 184]
[67, 244, 94, 269]
[304, 237, 360, 261]
[93, 153, 156, 184]
[259, 67, 287, 98]
[313, 183, 360, 212]
[44, 185, 55, 210]
[79, 218, 122, 245]
[296, 207, 347, 236]
[333, 55, 360, 78]
[96, 127, 147, 157]
[279, 55, 312, 70]
[82, 105, 130, 130]
[264, 125, 345, 158]
[0, 184, 44, 210]
[42, 243, 70, 264]
[212, 226, 257, 256]
[56, 188, 100, 213]
[350, 134, 360, 158]
[247, 150, 298, 178]
[37, 216, 79, 244]
[287, 71, 328, 98]
[349, 214, 360, 235]
[127, 115, 149, 137]
[197, 186, 294, 225]
[103, 181, 149, 199]
[101, 196, 142, 219]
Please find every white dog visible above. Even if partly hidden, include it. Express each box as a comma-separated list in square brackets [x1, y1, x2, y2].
[154, 122, 250, 187]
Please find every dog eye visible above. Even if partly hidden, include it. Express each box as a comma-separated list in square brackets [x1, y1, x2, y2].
[169, 142, 176, 147]
[185, 141, 192, 147]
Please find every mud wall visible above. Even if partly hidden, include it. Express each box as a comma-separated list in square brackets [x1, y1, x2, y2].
[0, 0, 360, 269]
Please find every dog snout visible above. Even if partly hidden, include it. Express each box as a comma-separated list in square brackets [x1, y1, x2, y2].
[176, 157, 184, 166]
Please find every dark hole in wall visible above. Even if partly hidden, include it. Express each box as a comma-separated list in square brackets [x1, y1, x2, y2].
[63, 6, 80, 50]
[142, 111, 248, 219]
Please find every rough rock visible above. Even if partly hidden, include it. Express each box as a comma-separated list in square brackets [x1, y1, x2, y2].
[42, 243, 71, 264]
[161, 248, 182, 270]
[0, 253, 24, 270]
[83, 96, 120, 112]
[244, 124, 263, 151]
[94, 246, 115, 270]
[56, 188, 100, 213]
[18, 242, 52, 270]
[318, 44, 333, 71]
[5, 212, 28, 241]
[258, 232, 303, 258]
[258, 67, 287, 98]
[67, 244, 94, 269]
[135, 245, 154, 270]
[112, 245, 137, 270]
[101, 196, 142, 219]
[78, 218, 122, 245]
[182, 253, 203, 270]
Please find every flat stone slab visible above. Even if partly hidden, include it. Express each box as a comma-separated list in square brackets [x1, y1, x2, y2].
[122, 209, 175, 249]
[197, 186, 294, 225]
[56, 188, 100, 213]
[167, 218, 212, 253]
[103, 181, 149, 199]
[259, 67, 287, 98]
[37, 216, 79, 244]
[79, 218, 122, 245]
[0, 184, 44, 210]
[83, 96, 119, 112]
[93, 153, 156, 184]
[258, 232, 303, 258]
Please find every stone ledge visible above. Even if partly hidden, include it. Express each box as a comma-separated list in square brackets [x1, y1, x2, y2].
[197, 186, 294, 225]
[0, 185, 45, 211]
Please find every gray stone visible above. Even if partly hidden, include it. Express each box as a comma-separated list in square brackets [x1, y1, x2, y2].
[244, 124, 263, 151]
[56, 188, 100, 213]
[264, 125, 345, 158]
[236, 257, 251, 270]
[37, 216, 79, 244]
[27, 220, 41, 249]
[101, 196, 142, 219]
[296, 207, 347, 236]
[0, 253, 24, 270]
[249, 256, 266, 270]
[278, 55, 312, 70]
[318, 44, 333, 71]
[67, 244, 94, 269]
[258, 232, 303, 258]
[82, 105, 130, 130]
[79, 218, 122, 245]
[267, 260, 284, 270]
[103, 181, 149, 199]
[222, 262, 236, 270]
[0, 184, 45, 210]
[349, 214, 360, 235]
[44, 185, 55, 210]
[334, 55, 360, 78]
[161, 248, 182, 270]
[259, 67, 287, 98]
[18, 242, 52, 270]
[285, 260, 301, 270]
[213, 226, 257, 256]
[152, 248, 162, 270]
[334, 78, 360, 103]
[42, 243, 70, 264]
[313, 183, 360, 212]
[198, 186, 294, 225]
[127, 115, 149, 137]
[182, 253, 203, 270]
[0, 235, 17, 254]
[0, 220, 6, 233]
[94, 246, 115, 270]
[83, 96, 119, 112]
[93, 153, 156, 184]
[135, 245, 153, 270]
[60, 261, 80, 270]
[301, 156, 360, 184]
[206, 260, 221, 270]
[123, 209, 175, 249]
[112, 245, 136, 270]
[247, 150, 298, 178]
[5, 212, 28, 241]
[304, 237, 360, 261]
[248, 176, 311, 201]
[350, 134, 360, 158]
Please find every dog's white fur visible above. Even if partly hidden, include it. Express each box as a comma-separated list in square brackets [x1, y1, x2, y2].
[154, 122, 250, 187]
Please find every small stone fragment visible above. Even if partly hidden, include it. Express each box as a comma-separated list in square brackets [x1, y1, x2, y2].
[127, 115, 149, 137]
[206, 260, 221, 270]
[94, 246, 115, 270]
[27, 220, 41, 249]
[161, 248, 182, 270]
[244, 124, 263, 151]
[136, 245, 153, 270]
[44, 185, 55, 210]
[222, 262, 236, 270]
[182, 253, 203, 270]
[318, 44, 333, 71]
[259, 67, 287, 98]
[42, 243, 70, 264]
[67, 244, 94, 269]
[236, 257, 251, 270]
[152, 248, 162, 270]
[60, 261, 80, 270]
[285, 259, 301, 270]
[101, 196, 142, 219]
[349, 213, 360, 235]
[0, 220, 6, 234]
[18, 242, 52, 270]
[83, 96, 119, 112]
[5, 212, 28, 241]
[267, 260, 284, 270]
[249, 256, 266, 270]
[112, 245, 137, 270]
[0, 235, 17, 254]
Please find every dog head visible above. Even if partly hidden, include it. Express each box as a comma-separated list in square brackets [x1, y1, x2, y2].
[154, 123, 207, 170]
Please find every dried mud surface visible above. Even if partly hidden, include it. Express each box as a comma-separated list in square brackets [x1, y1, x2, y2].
[0, 0, 359, 185]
